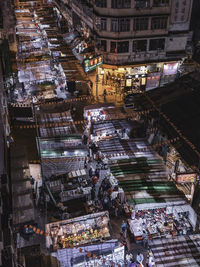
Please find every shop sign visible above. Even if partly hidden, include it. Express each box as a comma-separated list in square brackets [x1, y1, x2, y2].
[84, 55, 103, 72]
[146, 72, 161, 91]
[176, 173, 197, 183]
[163, 63, 178, 76]
[126, 79, 132, 87]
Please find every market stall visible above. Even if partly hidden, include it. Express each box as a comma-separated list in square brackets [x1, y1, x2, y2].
[128, 204, 197, 243]
[46, 211, 111, 251]
[91, 120, 133, 142]
[98, 138, 156, 160]
[55, 240, 125, 267]
[37, 135, 87, 159]
[84, 103, 115, 122]
[149, 234, 200, 266]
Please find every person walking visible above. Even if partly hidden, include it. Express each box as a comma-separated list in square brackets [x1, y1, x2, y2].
[121, 220, 127, 239]
[136, 253, 144, 266]
[142, 230, 149, 249]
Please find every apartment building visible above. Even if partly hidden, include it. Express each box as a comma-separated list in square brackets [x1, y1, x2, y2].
[60, 0, 193, 90]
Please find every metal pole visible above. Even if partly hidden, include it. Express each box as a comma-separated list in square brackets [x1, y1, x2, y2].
[96, 73, 98, 99]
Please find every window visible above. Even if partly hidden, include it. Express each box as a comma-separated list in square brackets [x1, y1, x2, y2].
[111, 0, 131, 8]
[111, 18, 130, 32]
[133, 40, 147, 52]
[111, 19, 118, 32]
[110, 42, 117, 53]
[149, 38, 165, 50]
[134, 17, 149, 31]
[100, 18, 107, 30]
[117, 41, 129, 53]
[153, 0, 169, 7]
[135, 0, 150, 8]
[100, 40, 107, 51]
[119, 19, 130, 31]
[151, 17, 168, 30]
[110, 41, 129, 53]
[95, 0, 107, 8]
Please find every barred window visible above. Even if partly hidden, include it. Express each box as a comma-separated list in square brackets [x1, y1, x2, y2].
[134, 17, 149, 31]
[117, 41, 129, 53]
[100, 18, 107, 30]
[135, 0, 150, 8]
[100, 40, 107, 51]
[110, 41, 129, 53]
[149, 38, 165, 50]
[151, 16, 168, 30]
[95, 0, 107, 8]
[111, 0, 131, 8]
[111, 18, 130, 32]
[153, 0, 169, 7]
[133, 40, 147, 52]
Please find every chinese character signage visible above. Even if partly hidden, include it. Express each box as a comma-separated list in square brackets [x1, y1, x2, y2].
[84, 55, 103, 72]
[176, 173, 197, 183]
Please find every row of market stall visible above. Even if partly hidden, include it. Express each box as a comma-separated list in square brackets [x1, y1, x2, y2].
[14, 2, 89, 104]
[83, 103, 200, 266]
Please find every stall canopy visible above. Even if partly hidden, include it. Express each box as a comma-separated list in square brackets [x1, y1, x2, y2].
[37, 135, 87, 158]
[55, 240, 124, 267]
[149, 234, 200, 267]
[107, 139, 186, 206]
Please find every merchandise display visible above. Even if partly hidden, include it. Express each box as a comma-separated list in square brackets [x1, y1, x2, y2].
[46, 212, 110, 250]
[59, 187, 91, 202]
[128, 207, 193, 242]
[84, 103, 115, 121]
[91, 120, 132, 142]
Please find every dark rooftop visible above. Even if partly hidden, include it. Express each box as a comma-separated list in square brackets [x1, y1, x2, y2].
[135, 72, 200, 168]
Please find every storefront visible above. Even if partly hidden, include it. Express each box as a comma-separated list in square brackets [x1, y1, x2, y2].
[98, 60, 181, 93]
[160, 62, 179, 86]
[46, 211, 111, 251]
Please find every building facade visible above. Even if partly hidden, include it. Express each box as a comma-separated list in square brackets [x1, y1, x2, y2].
[59, 0, 193, 90]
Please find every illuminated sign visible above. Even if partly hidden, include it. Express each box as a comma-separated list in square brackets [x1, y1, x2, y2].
[163, 63, 178, 76]
[84, 55, 103, 72]
[176, 173, 197, 183]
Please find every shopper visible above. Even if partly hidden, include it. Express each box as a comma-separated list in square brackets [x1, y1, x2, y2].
[121, 220, 127, 239]
[136, 253, 144, 266]
[129, 261, 137, 267]
[142, 230, 149, 249]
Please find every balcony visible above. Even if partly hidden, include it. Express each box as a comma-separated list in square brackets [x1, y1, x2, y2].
[94, 5, 170, 17]
[102, 51, 166, 65]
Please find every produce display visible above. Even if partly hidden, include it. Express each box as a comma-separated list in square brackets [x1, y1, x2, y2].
[46, 212, 110, 250]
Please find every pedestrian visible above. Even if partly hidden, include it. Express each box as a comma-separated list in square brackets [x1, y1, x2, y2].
[129, 261, 137, 267]
[121, 220, 127, 239]
[136, 253, 144, 266]
[89, 167, 93, 178]
[142, 230, 149, 249]
[146, 252, 154, 267]
[122, 239, 128, 252]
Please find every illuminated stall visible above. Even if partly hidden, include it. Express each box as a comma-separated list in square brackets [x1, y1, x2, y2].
[46, 211, 111, 251]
